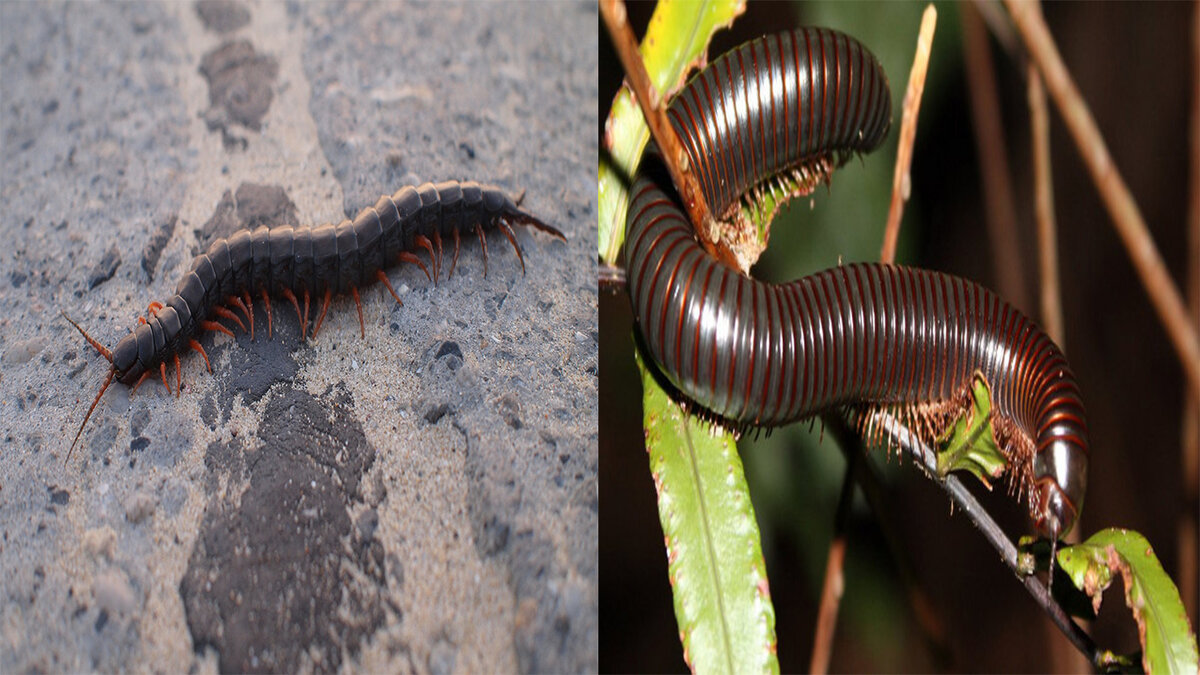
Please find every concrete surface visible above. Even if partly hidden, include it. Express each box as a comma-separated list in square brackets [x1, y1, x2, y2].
[0, 2, 597, 672]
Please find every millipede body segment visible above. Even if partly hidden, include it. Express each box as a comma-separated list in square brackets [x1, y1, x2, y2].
[67, 180, 564, 457]
[624, 27, 1088, 539]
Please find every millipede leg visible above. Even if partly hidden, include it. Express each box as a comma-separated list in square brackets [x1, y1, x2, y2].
[312, 288, 332, 338]
[173, 353, 182, 398]
[497, 221, 526, 274]
[449, 227, 461, 279]
[475, 225, 489, 277]
[376, 270, 403, 306]
[261, 289, 273, 339]
[414, 234, 438, 284]
[130, 370, 151, 396]
[398, 252, 432, 284]
[281, 287, 303, 339]
[213, 306, 247, 334]
[189, 339, 212, 373]
[201, 319, 235, 338]
[350, 286, 365, 339]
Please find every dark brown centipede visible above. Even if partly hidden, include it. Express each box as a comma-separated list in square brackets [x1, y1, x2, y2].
[624, 27, 1087, 539]
[66, 180, 565, 458]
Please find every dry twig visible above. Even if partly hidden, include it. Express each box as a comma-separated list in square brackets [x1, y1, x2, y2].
[1006, 0, 1200, 392]
[881, 5, 938, 264]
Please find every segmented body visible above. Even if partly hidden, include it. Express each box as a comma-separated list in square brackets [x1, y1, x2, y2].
[624, 28, 1087, 539]
[67, 180, 564, 454]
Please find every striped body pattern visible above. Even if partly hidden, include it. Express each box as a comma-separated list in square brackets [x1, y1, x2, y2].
[625, 28, 1087, 539]
[668, 27, 891, 220]
[67, 180, 564, 454]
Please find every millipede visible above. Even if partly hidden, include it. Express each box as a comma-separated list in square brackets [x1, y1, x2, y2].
[624, 27, 1088, 540]
[66, 180, 565, 459]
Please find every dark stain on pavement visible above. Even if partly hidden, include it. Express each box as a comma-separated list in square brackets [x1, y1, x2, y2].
[180, 385, 389, 673]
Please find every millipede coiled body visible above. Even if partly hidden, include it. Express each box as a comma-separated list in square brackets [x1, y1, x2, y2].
[67, 180, 564, 455]
[624, 28, 1088, 539]
[667, 27, 892, 219]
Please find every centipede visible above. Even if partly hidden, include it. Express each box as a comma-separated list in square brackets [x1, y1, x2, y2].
[624, 27, 1087, 540]
[65, 180, 565, 460]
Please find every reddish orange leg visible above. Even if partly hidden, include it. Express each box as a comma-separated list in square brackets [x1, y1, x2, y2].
[433, 230, 444, 281]
[146, 301, 163, 317]
[173, 353, 182, 398]
[448, 227, 461, 279]
[475, 225, 489, 277]
[212, 306, 247, 334]
[376, 270, 403, 306]
[399, 252, 432, 283]
[497, 221, 526, 274]
[414, 234, 438, 284]
[230, 293, 254, 341]
[312, 288, 332, 338]
[201, 320, 235, 338]
[260, 289, 273, 339]
[160, 363, 170, 395]
[301, 288, 311, 341]
[189, 339, 212, 373]
[130, 370, 151, 396]
[350, 286, 365, 339]
[281, 287, 304, 339]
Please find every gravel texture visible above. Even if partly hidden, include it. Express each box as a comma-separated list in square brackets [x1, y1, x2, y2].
[0, 2, 597, 672]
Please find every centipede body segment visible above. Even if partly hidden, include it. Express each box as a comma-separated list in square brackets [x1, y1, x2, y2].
[66, 180, 564, 459]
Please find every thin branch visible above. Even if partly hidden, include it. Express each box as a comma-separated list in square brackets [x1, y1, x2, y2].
[1028, 61, 1064, 345]
[809, 453, 856, 675]
[971, 0, 1021, 63]
[1181, 0, 1200, 629]
[882, 5, 938, 264]
[599, 0, 730, 267]
[866, 410, 1101, 664]
[1006, 0, 1200, 393]
[962, 3, 1029, 312]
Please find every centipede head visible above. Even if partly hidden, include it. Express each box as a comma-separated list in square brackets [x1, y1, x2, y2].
[62, 312, 120, 464]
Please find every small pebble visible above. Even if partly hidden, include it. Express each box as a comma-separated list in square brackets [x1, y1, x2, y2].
[124, 492, 156, 524]
[93, 569, 136, 614]
[82, 526, 116, 559]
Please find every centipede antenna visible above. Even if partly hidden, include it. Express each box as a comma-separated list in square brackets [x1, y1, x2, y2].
[66, 367, 115, 465]
[514, 188, 527, 207]
[513, 212, 567, 242]
[62, 312, 113, 363]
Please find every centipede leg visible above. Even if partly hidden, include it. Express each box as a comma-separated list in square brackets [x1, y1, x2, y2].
[146, 301, 163, 317]
[398, 251, 432, 284]
[281, 287, 304, 340]
[201, 320, 235, 338]
[159, 362, 170, 394]
[475, 224, 489, 277]
[173, 353, 182, 398]
[449, 227, 461, 279]
[260, 288, 273, 339]
[229, 295, 253, 341]
[213, 306, 247, 334]
[498, 221, 526, 274]
[302, 288, 310, 341]
[414, 234, 438, 284]
[433, 230, 444, 281]
[130, 371, 151, 396]
[189, 339, 212, 373]
[312, 288, 332, 338]
[376, 270, 403, 306]
[350, 286, 365, 339]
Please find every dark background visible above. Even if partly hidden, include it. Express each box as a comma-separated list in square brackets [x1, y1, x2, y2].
[600, 2, 1195, 671]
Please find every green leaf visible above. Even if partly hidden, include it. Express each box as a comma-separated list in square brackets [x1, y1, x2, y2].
[1057, 529, 1200, 674]
[636, 347, 778, 674]
[598, 0, 745, 264]
[935, 371, 1007, 487]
